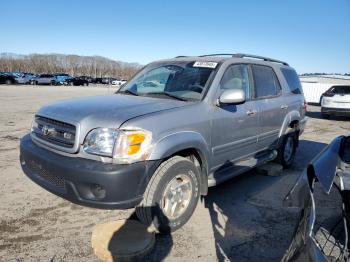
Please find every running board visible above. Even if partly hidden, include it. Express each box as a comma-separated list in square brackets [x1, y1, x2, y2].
[208, 150, 277, 187]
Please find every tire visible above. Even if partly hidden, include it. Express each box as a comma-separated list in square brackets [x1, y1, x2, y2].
[276, 132, 297, 168]
[136, 156, 200, 234]
[5, 79, 12, 85]
[321, 113, 330, 119]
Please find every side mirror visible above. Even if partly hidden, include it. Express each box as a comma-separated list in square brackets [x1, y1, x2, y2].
[218, 89, 245, 105]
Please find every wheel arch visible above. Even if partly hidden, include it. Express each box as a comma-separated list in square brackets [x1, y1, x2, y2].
[278, 111, 301, 147]
[149, 132, 210, 195]
[279, 111, 301, 137]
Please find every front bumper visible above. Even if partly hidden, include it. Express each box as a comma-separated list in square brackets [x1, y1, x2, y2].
[321, 106, 350, 116]
[20, 134, 160, 209]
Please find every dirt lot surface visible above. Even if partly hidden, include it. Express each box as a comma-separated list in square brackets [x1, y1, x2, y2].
[1, 85, 349, 261]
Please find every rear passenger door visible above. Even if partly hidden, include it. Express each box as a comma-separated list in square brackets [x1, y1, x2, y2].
[251, 65, 285, 150]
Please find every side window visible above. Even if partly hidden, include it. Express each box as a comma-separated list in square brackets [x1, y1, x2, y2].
[252, 65, 281, 98]
[220, 64, 251, 99]
[280, 68, 303, 94]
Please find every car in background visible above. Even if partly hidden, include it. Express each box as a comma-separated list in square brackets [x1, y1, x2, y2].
[111, 79, 127, 87]
[66, 76, 89, 86]
[0, 73, 17, 84]
[320, 85, 350, 119]
[55, 74, 72, 85]
[79, 76, 94, 83]
[15, 73, 37, 84]
[93, 77, 103, 84]
[101, 77, 116, 84]
[31, 74, 58, 85]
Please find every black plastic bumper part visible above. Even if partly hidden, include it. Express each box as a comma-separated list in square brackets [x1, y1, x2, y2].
[20, 134, 159, 209]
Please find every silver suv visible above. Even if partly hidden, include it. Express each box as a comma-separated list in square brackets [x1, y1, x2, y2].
[20, 53, 307, 233]
[32, 74, 57, 85]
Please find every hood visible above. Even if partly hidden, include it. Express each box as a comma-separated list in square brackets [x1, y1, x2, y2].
[37, 94, 188, 144]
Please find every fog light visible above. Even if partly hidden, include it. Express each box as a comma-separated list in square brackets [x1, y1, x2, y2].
[91, 184, 106, 199]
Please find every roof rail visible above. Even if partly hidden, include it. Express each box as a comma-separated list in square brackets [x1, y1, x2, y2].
[232, 53, 289, 66]
[199, 54, 235, 57]
[196, 53, 289, 66]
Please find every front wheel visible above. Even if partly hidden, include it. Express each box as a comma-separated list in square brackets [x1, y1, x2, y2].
[276, 133, 297, 168]
[136, 156, 200, 234]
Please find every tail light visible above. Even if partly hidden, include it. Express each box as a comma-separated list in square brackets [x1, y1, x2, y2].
[323, 91, 335, 97]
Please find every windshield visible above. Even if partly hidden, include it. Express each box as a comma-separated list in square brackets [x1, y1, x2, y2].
[118, 61, 217, 101]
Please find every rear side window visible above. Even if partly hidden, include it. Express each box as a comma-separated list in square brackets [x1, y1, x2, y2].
[330, 86, 350, 94]
[281, 68, 302, 94]
[252, 65, 281, 98]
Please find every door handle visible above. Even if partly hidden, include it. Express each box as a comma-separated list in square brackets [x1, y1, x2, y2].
[246, 109, 257, 116]
[281, 104, 288, 109]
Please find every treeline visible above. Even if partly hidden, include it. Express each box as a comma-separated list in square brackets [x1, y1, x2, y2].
[0, 53, 142, 79]
[301, 72, 350, 76]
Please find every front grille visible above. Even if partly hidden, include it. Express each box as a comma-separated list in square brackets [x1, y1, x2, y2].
[32, 116, 76, 149]
[26, 159, 66, 191]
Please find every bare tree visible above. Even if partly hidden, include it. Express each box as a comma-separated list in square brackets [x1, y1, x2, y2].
[0, 53, 141, 79]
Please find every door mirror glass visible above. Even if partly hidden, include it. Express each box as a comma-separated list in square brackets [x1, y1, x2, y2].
[219, 89, 245, 105]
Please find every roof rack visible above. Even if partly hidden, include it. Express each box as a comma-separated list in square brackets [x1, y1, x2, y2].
[232, 53, 289, 66]
[197, 53, 289, 66]
[199, 54, 235, 57]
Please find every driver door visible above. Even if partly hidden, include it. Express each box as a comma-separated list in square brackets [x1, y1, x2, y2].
[210, 64, 259, 170]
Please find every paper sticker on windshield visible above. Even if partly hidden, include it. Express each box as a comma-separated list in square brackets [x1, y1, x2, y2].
[193, 61, 218, 69]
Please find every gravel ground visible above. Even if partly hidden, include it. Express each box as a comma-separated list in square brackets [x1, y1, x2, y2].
[0, 85, 349, 261]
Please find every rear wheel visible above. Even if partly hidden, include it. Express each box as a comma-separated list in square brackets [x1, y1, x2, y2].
[276, 133, 297, 168]
[136, 156, 200, 234]
[5, 79, 12, 85]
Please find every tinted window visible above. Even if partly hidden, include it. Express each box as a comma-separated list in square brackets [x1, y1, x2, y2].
[252, 65, 281, 98]
[331, 86, 350, 94]
[281, 68, 302, 94]
[220, 64, 251, 98]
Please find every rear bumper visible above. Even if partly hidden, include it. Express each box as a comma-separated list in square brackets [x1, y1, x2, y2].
[20, 134, 160, 209]
[321, 107, 350, 116]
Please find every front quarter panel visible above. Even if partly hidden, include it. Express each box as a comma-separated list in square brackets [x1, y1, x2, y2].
[120, 103, 211, 164]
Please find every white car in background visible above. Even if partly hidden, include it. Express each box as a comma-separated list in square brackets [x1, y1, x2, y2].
[111, 79, 127, 87]
[321, 85, 350, 119]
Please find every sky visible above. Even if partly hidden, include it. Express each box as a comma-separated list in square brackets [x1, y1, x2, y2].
[1, 0, 349, 73]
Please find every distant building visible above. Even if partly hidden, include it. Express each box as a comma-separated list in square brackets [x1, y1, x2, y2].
[300, 75, 350, 104]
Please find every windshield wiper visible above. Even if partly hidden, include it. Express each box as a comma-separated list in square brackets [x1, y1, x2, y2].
[118, 89, 138, 96]
[145, 92, 188, 101]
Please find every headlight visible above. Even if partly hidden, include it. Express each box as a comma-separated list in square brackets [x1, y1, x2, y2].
[31, 120, 39, 132]
[83, 128, 118, 157]
[83, 128, 152, 163]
